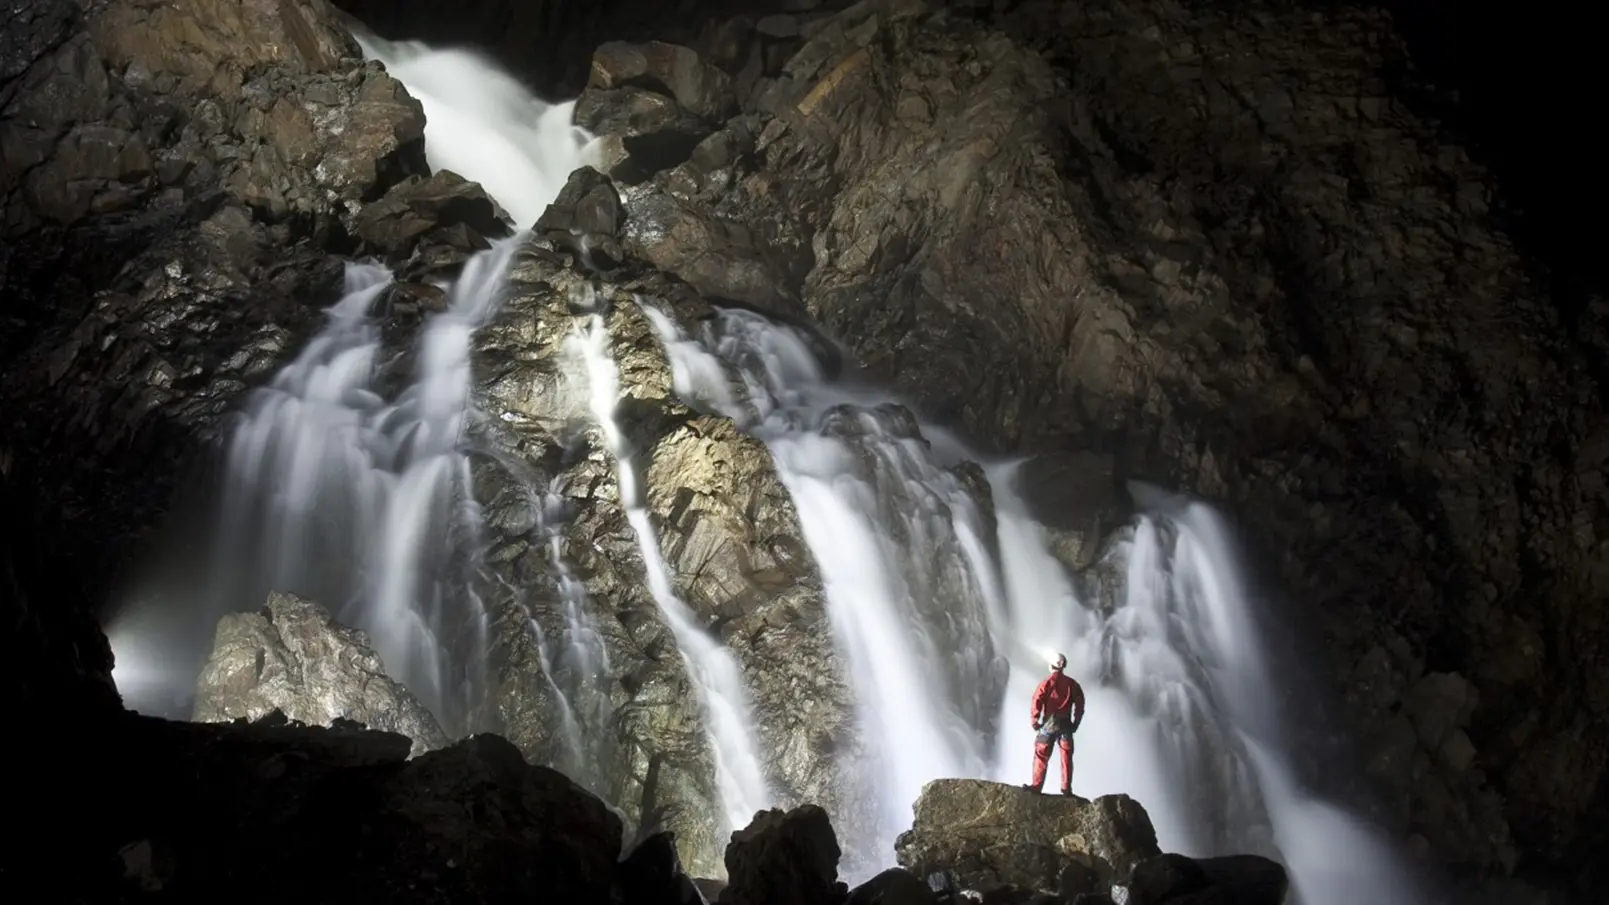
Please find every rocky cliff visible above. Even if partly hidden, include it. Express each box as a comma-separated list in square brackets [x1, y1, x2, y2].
[2, 0, 1604, 900]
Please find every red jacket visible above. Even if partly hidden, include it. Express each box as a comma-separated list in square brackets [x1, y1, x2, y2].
[1032, 671, 1085, 728]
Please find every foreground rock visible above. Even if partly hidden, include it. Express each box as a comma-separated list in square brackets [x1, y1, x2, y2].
[192, 591, 449, 756]
[1127, 853, 1287, 905]
[895, 779, 1161, 898]
[19, 714, 636, 902]
[724, 804, 847, 905]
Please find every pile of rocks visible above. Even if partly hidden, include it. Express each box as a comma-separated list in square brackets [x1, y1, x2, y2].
[12, 704, 1287, 905]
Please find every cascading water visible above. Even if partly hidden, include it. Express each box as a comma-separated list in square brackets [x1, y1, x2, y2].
[647, 304, 1426, 901]
[521, 477, 614, 780]
[645, 306, 1006, 859]
[567, 306, 772, 836]
[108, 37, 596, 732]
[352, 32, 596, 228]
[1121, 489, 1428, 905]
[206, 235, 522, 734]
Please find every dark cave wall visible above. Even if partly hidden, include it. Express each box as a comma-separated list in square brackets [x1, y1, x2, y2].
[939, 0, 1608, 880]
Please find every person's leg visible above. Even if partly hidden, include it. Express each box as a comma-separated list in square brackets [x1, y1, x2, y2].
[1057, 733, 1074, 794]
[1024, 736, 1052, 792]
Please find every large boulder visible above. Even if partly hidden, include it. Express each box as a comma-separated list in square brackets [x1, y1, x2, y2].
[894, 780, 1160, 897]
[723, 804, 847, 905]
[192, 591, 450, 756]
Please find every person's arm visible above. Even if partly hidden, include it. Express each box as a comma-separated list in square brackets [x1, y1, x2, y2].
[1030, 677, 1047, 728]
[1070, 679, 1086, 732]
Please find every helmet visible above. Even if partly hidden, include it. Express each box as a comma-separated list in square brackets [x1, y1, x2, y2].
[1049, 653, 1067, 671]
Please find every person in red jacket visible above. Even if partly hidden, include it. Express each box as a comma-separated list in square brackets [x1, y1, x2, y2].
[1023, 653, 1085, 795]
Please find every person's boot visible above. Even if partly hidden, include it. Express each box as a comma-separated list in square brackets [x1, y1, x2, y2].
[1020, 784, 1041, 794]
[1059, 788, 1074, 796]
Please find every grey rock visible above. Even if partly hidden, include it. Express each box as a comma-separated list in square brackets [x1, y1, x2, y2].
[470, 239, 863, 877]
[353, 170, 509, 253]
[623, 188, 792, 310]
[193, 591, 449, 756]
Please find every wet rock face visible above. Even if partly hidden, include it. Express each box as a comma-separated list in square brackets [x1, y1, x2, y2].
[467, 175, 865, 876]
[894, 779, 1161, 897]
[6, 0, 1606, 894]
[0, 0, 435, 677]
[192, 591, 449, 756]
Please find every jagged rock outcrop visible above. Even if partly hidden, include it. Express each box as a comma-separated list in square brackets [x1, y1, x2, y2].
[724, 804, 847, 905]
[894, 779, 1161, 897]
[467, 171, 868, 876]
[192, 591, 449, 756]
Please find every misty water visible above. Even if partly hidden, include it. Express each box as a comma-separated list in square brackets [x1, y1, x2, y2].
[103, 32, 1430, 905]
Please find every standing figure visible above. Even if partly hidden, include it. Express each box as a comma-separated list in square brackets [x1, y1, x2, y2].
[1023, 652, 1085, 795]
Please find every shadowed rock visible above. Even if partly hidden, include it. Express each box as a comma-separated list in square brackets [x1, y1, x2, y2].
[846, 868, 939, 905]
[1127, 853, 1287, 905]
[724, 804, 847, 905]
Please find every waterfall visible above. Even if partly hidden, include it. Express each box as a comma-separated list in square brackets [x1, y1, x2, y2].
[205, 235, 523, 733]
[530, 477, 613, 779]
[103, 28, 1428, 901]
[647, 306, 1425, 901]
[1125, 491, 1427, 905]
[109, 38, 595, 732]
[568, 309, 772, 835]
